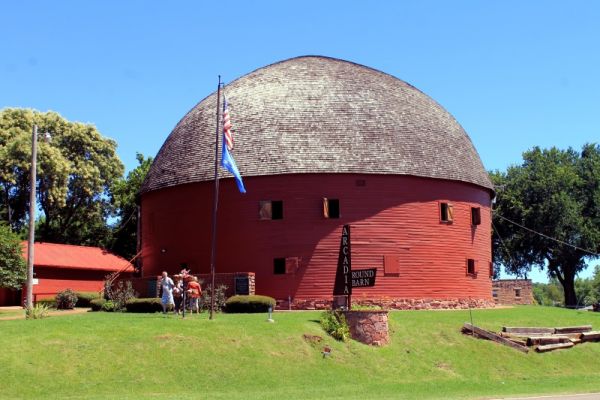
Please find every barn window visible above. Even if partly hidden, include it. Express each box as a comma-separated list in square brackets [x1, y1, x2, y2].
[323, 198, 340, 219]
[285, 257, 299, 274]
[273, 258, 286, 275]
[492, 289, 498, 298]
[471, 207, 481, 226]
[514, 288, 522, 298]
[440, 202, 453, 223]
[467, 259, 476, 276]
[259, 200, 283, 220]
[384, 255, 401, 275]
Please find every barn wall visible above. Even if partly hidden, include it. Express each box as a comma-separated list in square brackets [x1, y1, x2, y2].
[30, 268, 121, 300]
[140, 173, 493, 302]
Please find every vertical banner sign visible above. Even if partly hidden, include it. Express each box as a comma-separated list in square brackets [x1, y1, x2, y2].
[333, 224, 352, 296]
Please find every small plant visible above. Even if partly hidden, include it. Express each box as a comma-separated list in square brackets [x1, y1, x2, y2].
[55, 289, 78, 309]
[225, 295, 276, 313]
[199, 284, 228, 312]
[90, 298, 106, 311]
[320, 310, 350, 342]
[25, 303, 50, 319]
[101, 300, 117, 312]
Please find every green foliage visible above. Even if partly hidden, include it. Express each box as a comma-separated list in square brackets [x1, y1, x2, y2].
[199, 284, 228, 312]
[25, 303, 50, 319]
[225, 294, 276, 313]
[532, 280, 565, 306]
[74, 291, 101, 307]
[0, 223, 26, 289]
[319, 310, 350, 342]
[55, 288, 78, 309]
[351, 304, 383, 311]
[101, 300, 117, 312]
[492, 144, 600, 306]
[90, 298, 106, 311]
[110, 153, 152, 260]
[0, 108, 124, 247]
[104, 278, 137, 311]
[125, 297, 163, 313]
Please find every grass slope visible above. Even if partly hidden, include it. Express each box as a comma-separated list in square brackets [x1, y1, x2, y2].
[1, 306, 599, 399]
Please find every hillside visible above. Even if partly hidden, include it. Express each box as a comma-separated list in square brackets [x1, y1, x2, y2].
[1, 306, 599, 399]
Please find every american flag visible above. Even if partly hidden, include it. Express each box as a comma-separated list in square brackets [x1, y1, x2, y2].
[223, 98, 234, 151]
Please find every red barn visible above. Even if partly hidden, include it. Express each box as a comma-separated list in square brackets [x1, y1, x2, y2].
[139, 56, 495, 309]
[0, 242, 133, 306]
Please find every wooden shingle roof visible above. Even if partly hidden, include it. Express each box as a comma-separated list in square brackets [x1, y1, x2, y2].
[141, 56, 493, 194]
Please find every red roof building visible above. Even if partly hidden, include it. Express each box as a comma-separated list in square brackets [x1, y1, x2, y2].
[0, 242, 133, 306]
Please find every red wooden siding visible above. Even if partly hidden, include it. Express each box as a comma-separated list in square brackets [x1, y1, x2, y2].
[31, 268, 113, 299]
[140, 173, 493, 302]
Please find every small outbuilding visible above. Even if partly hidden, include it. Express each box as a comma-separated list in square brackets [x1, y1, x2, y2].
[492, 279, 534, 305]
[0, 242, 133, 306]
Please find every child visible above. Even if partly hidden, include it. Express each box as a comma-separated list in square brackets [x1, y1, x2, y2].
[187, 276, 202, 314]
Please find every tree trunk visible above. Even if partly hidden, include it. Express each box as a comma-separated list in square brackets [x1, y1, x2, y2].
[562, 274, 578, 308]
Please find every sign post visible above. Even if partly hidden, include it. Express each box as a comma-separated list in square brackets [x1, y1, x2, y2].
[333, 225, 378, 309]
[333, 225, 352, 308]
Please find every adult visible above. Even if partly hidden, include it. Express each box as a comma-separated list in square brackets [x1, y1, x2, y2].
[187, 276, 202, 314]
[172, 275, 183, 315]
[160, 271, 175, 313]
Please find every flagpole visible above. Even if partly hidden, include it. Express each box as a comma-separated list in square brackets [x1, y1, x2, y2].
[209, 76, 222, 320]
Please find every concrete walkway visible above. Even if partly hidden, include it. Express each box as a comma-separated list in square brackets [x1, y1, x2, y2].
[492, 394, 600, 400]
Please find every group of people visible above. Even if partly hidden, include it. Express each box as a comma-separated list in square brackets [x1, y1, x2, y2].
[160, 270, 202, 314]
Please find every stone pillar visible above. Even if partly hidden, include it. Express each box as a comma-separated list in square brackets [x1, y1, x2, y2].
[342, 310, 390, 346]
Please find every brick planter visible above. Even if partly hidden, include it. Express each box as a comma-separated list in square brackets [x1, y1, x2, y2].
[342, 310, 389, 346]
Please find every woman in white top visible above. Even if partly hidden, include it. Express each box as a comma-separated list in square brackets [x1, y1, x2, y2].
[160, 271, 175, 313]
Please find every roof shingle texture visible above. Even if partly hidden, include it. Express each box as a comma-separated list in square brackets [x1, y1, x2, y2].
[141, 56, 493, 194]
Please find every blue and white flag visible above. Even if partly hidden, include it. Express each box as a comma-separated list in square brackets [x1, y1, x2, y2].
[220, 98, 246, 193]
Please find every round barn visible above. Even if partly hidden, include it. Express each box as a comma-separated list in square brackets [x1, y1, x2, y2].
[140, 56, 495, 310]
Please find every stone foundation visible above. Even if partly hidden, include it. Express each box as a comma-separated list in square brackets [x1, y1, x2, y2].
[276, 297, 495, 310]
[342, 310, 389, 346]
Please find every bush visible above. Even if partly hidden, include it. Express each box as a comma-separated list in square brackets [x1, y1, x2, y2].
[104, 279, 137, 311]
[90, 298, 106, 311]
[320, 310, 350, 342]
[55, 289, 78, 310]
[26, 303, 50, 319]
[125, 298, 164, 313]
[199, 284, 229, 313]
[36, 298, 56, 308]
[75, 291, 101, 307]
[101, 300, 117, 312]
[225, 295, 276, 313]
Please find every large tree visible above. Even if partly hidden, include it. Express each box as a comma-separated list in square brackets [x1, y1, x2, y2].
[491, 144, 600, 307]
[0, 108, 124, 246]
[0, 223, 26, 289]
[110, 153, 153, 260]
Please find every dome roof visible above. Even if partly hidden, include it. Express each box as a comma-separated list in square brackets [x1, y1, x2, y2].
[141, 56, 493, 194]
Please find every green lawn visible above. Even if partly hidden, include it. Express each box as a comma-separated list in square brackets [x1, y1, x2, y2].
[1, 306, 599, 399]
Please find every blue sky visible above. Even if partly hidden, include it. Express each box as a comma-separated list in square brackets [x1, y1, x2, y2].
[1, 1, 599, 282]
